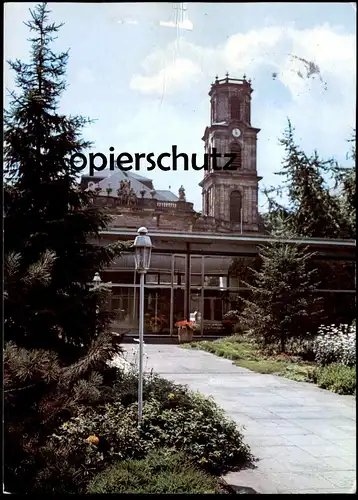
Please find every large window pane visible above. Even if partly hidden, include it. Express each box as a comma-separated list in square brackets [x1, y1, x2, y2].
[112, 252, 136, 270]
[146, 273, 159, 284]
[174, 255, 186, 285]
[173, 289, 186, 327]
[159, 273, 171, 285]
[203, 256, 231, 288]
[102, 270, 136, 284]
[110, 286, 139, 332]
[144, 288, 171, 333]
[203, 289, 230, 321]
[190, 256, 203, 287]
[150, 253, 172, 273]
[190, 291, 202, 320]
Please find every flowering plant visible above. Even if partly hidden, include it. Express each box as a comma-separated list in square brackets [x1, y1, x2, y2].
[86, 435, 99, 445]
[313, 323, 356, 367]
[175, 320, 194, 330]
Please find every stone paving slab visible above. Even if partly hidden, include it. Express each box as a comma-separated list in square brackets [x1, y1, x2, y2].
[137, 344, 356, 494]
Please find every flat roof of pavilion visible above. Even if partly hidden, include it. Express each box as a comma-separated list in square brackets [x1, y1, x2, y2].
[100, 228, 356, 249]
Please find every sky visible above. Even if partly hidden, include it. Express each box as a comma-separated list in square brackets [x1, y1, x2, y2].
[4, 2, 357, 211]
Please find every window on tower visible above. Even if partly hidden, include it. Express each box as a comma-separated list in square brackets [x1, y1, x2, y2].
[230, 96, 241, 120]
[205, 190, 210, 216]
[230, 190, 242, 223]
[230, 142, 242, 170]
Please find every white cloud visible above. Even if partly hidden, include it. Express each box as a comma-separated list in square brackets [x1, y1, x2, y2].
[131, 24, 355, 100]
[130, 57, 201, 95]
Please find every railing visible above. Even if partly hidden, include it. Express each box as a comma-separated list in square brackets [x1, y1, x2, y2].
[94, 195, 194, 212]
[157, 201, 177, 209]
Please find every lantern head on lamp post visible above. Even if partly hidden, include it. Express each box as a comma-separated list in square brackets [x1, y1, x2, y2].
[93, 272, 102, 288]
[134, 227, 152, 273]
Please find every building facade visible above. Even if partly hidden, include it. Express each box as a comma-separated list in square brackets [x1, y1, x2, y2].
[81, 75, 356, 336]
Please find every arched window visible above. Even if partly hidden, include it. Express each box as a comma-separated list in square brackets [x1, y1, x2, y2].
[230, 96, 241, 120]
[205, 191, 210, 215]
[230, 142, 242, 170]
[230, 190, 242, 222]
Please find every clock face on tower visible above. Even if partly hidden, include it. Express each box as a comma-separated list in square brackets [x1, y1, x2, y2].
[232, 128, 241, 138]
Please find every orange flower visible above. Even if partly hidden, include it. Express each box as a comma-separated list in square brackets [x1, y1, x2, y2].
[87, 435, 99, 445]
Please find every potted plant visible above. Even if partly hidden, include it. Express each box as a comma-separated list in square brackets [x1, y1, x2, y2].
[175, 320, 194, 343]
[150, 316, 162, 333]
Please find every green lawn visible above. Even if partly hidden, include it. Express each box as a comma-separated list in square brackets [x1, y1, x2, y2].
[182, 336, 316, 382]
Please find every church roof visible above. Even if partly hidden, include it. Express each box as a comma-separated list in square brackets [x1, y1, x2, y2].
[156, 190, 178, 201]
[86, 170, 178, 201]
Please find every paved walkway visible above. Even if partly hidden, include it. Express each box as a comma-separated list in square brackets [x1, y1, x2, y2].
[138, 344, 356, 494]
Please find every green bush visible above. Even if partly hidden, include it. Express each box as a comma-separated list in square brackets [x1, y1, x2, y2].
[113, 369, 191, 409]
[310, 364, 356, 395]
[33, 371, 252, 493]
[51, 395, 250, 473]
[87, 448, 219, 493]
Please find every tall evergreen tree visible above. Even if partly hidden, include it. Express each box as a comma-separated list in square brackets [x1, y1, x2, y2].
[3, 4, 131, 491]
[4, 3, 128, 359]
[263, 120, 351, 239]
[331, 130, 356, 239]
[239, 231, 322, 353]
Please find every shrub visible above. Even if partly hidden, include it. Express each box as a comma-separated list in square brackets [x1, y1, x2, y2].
[313, 324, 356, 366]
[113, 368, 192, 409]
[86, 448, 219, 494]
[37, 374, 252, 493]
[310, 364, 356, 395]
[223, 310, 241, 322]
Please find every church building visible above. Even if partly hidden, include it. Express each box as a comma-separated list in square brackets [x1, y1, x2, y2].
[81, 75, 355, 337]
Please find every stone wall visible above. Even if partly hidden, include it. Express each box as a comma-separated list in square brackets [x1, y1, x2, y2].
[97, 194, 261, 234]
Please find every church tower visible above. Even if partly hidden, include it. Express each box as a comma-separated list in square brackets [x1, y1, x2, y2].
[199, 74, 262, 232]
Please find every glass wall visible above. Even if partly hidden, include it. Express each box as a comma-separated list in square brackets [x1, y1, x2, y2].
[108, 253, 249, 335]
[144, 288, 171, 333]
[111, 286, 139, 332]
[106, 251, 356, 336]
[189, 256, 203, 332]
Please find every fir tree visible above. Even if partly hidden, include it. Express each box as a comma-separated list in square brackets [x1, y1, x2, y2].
[263, 120, 350, 239]
[4, 248, 123, 493]
[331, 130, 356, 239]
[239, 228, 322, 353]
[4, 5, 128, 490]
[4, 3, 129, 358]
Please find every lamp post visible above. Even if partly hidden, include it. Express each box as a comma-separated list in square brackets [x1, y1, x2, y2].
[92, 271, 113, 326]
[93, 272, 102, 334]
[133, 227, 152, 425]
